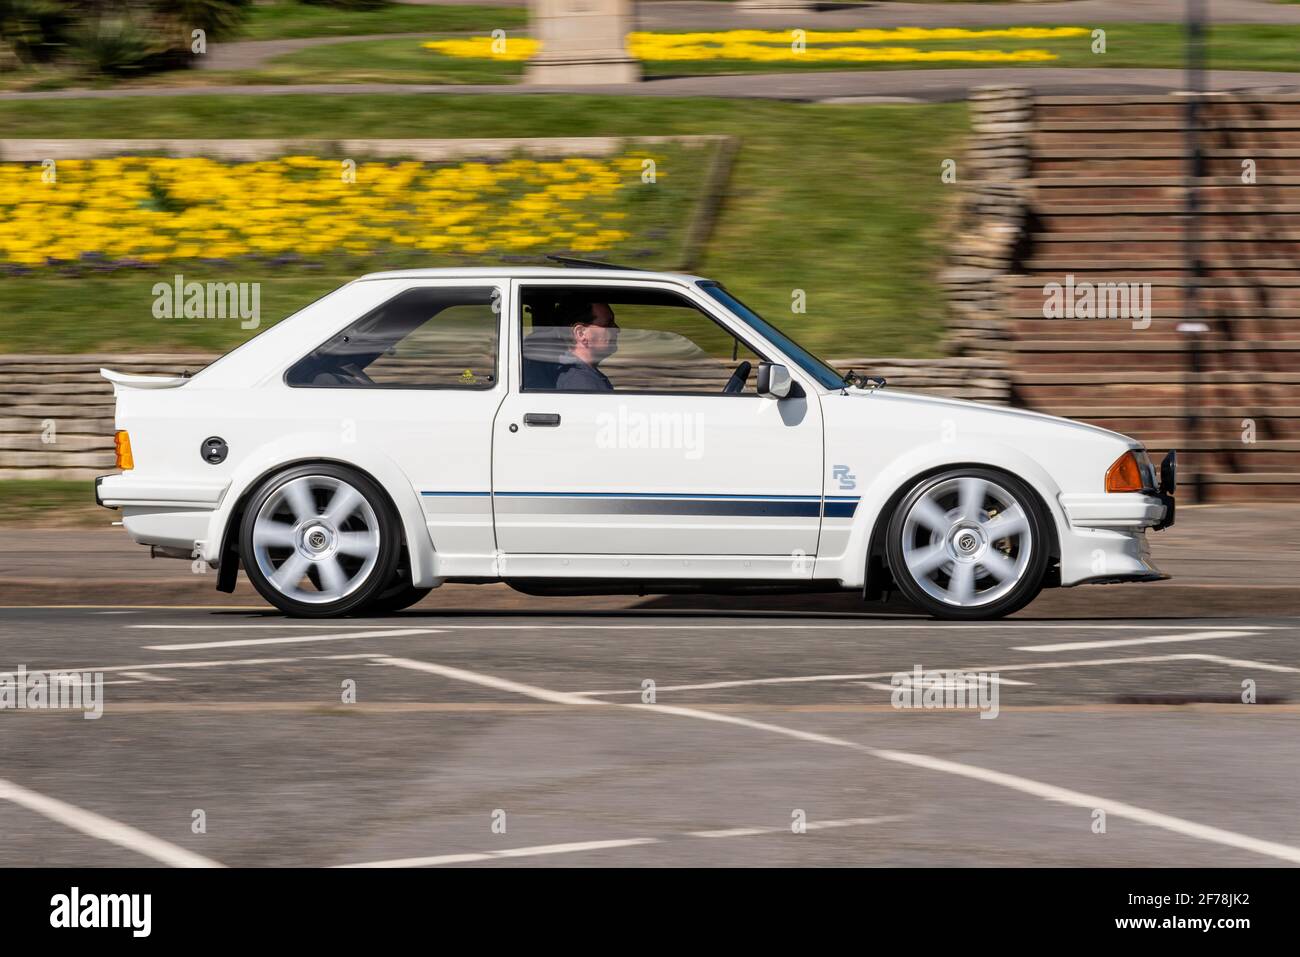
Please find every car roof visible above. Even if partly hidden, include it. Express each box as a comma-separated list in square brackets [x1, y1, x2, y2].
[355, 266, 709, 285]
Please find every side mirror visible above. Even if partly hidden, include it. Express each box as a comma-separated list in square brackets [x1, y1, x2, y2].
[757, 362, 792, 399]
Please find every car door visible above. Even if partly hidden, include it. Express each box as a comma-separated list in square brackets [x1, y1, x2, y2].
[281, 277, 509, 578]
[491, 278, 824, 575]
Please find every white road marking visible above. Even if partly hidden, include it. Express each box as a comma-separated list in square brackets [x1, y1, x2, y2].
[0, 776, 222, 868]
[574, 652, 1300, 697]
[378, 657, 599, 707]
[120, 671, 175, 682]
[142, 627, 442, 651]
[379, 655, 1300, 865]
[688, 815, 903, 838]
[1, 652, 389, 680]
[341, 816, 904, 867]
[340, 838, 659, 868]
[130, 622, 1284, 632]
[1014, 630, 1255, 653]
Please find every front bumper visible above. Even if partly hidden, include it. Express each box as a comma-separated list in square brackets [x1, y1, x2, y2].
[1059, 450, 1177, 532]
[1055, 450, 1175, 586]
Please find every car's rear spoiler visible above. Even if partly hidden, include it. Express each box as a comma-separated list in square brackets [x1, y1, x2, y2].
[100, 368, 190, 393]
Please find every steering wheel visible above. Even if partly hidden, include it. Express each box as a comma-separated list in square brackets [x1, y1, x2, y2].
[722, 360, 751, 394]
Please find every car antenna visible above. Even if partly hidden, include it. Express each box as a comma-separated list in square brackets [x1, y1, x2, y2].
[545, 255, 644, 271]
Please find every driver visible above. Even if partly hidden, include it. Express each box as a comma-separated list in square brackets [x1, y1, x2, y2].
[554, 300, 618, 392]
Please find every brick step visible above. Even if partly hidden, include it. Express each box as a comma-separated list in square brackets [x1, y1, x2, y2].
[1036, 100, 1300, 122]
[0, 450, 113, 468]
[1079, 421, 1300, 441]
[1026, 237, 1300, 259]
[1006, 305, 1300, 319]
[1151, 448, 1300, 471]
[1005, 284, 1300, 309]
[1009, 336, 1300, 357]
[1037, 117, 1300, 132]
[0, 403, 115, 418]
[1033, 184, 1300, 204]
[1190, 481, 1300, 504]
[1011, 353, 1297, 373]
[1022, 260, 1300, 278]
[0, 416, 111, 432]
[1033, 131, 1300, 150]
[0, 468, 104, 481]
[1034, 159, 1299, 177]
[1035, 212, 1300, 232]
[0, 434, 111, 452]
[1017, 384, 1300, 404]
[1007, 318, 1300, 339]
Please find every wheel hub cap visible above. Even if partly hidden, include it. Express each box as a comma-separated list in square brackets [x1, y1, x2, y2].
[900, 476, 1033, 608]
[250, 475, 381, 605]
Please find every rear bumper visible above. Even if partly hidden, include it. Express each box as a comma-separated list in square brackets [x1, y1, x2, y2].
[95, 473, 229, 552]
[96, 473, 228, 509]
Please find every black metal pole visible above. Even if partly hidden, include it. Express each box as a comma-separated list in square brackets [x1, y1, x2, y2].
[1183, 0, 1207, 503]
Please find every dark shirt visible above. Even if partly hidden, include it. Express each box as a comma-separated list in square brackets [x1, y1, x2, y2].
[555, 356, 613, 392]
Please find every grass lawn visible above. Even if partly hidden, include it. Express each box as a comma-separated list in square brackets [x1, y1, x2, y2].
[238, 1, 524, 41]
[220, 24, 1300, 86]
[0, 96, 966, 359]
[0, 480, 102, 526]
[232, 36, 521, 86]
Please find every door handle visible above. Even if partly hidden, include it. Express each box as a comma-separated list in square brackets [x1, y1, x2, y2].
[523, 413, 561, 427]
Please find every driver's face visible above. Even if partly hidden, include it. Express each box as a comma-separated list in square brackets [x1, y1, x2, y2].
[575, 302, 619, 362]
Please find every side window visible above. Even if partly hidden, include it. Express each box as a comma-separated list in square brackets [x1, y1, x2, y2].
[287, 285, 499, 389]
[519, 285, 764, 394]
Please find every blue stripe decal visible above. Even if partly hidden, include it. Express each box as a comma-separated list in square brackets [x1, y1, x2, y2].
[422, 490, 858, 517]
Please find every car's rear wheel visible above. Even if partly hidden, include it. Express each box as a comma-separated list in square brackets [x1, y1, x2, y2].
[885, 468, 1049, 620]
[366, 581, 432, 615]
[239, 464, 400, 618]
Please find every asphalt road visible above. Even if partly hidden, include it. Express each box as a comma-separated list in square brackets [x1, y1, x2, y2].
[1, 606, 1297, 867]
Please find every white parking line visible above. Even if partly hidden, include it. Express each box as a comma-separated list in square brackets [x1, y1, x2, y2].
[378, 655, 1300, 865]
[378, 657, 599, 707]
[131, 622, 1283, 632]
[340, 816, 904, 867]
[573, 652, 1300, 697]
[142, 628, 442, 651]
[1013, 630, 1255, 653]
[0, 776, 222, 868]
[2, 652, 388, 680]
[339, 838, 658, 868]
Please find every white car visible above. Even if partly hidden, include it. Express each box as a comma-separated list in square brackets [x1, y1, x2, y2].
[96, 265, 1176, 619]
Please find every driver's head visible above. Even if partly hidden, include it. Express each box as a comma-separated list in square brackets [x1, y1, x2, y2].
[559, 299, 619, 365]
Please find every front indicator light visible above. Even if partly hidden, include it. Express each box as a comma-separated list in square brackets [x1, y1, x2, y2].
[114, 431, 134, 470]
[1105, 450, 1143, 493]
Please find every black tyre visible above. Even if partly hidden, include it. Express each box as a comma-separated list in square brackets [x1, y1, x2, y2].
[238, 463, 401, 618]
[366, 582, 432, 615]
[885, 468, 1050, 620]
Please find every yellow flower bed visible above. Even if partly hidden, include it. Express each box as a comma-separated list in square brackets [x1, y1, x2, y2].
[422, 37, 539, 61]
[0, 154, 654, 267]
[424, 27, 1090, 64]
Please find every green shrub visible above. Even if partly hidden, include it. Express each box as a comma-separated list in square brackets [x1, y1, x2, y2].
[297, 0, 389, 10]
[0, 0, 76, 64]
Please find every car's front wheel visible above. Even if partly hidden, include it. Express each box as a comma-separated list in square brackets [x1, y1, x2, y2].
[885, 468, 1049, 620]
[239, 464, 401, 618]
